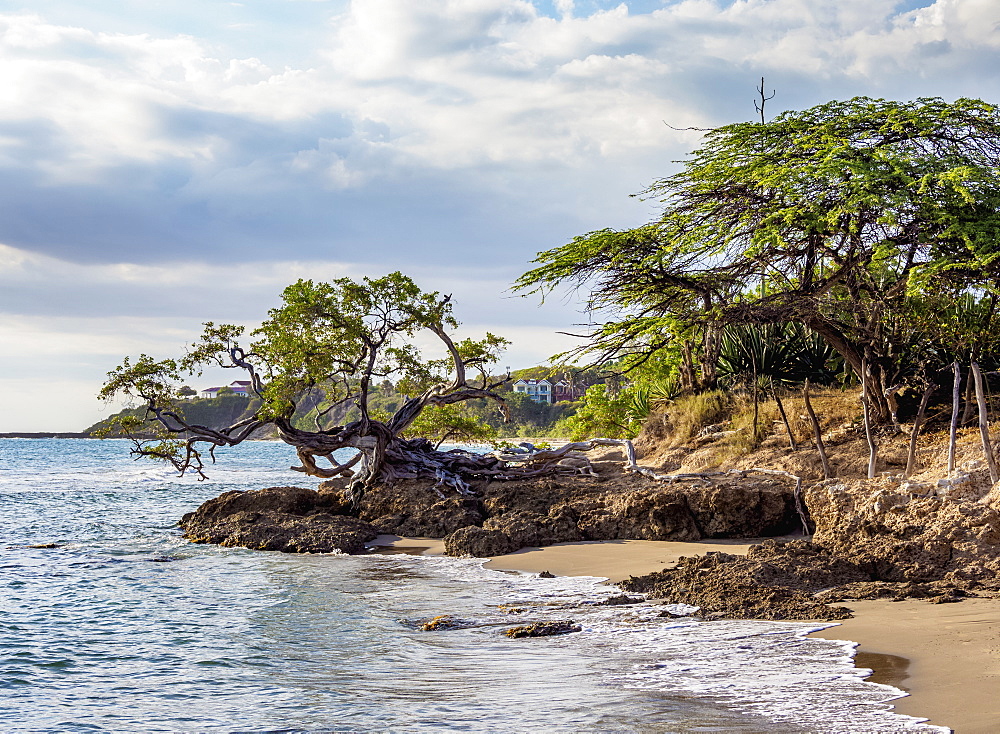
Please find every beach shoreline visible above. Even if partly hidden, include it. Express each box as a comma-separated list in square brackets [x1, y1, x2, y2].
[371, 535, 1000, 734]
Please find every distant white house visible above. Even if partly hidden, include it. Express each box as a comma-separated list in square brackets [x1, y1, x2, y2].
[200, 380, 253, 399]
[513, 378, 552, 403]
[513, 378, 586, 405]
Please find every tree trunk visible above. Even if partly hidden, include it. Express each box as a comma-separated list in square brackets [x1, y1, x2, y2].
[904, 384, 934, 479]
[804, 317, 892, 423]
[699, 324, 722, 390]
[961, 365, 976, 426]
[948, 362, 961, 474]
[772, 379, 796, 451]
[861, 358, 877, 479]
[680, 340, 696, 393]
[972, 362, 999, 484]
[803, 379, 830, 479]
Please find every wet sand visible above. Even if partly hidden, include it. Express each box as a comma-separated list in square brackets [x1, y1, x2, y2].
[483, 537, 761, 583]
[370, 536, 1000, 732]
[811, 597, 1000, 733]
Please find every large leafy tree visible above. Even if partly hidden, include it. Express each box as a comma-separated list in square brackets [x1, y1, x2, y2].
[101, 272, 523, 499]
[516, 97, 1000, 422]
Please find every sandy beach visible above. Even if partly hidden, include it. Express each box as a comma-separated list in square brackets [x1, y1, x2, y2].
[373, 536, 1000, 733]
[811, 598, 1000, 733]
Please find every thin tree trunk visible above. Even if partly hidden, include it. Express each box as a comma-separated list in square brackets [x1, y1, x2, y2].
[680, 341, 696, 393]
[750, 350, 759, 440]
[972, 362, 999, 484]
[948, 362, 961, 474]
[803, 379, 830, 480]
[904, 384, 934, 479]
[699, 324, 721, 391]
[961, 365, 976, 426]
[771, 378, 796, 450]
[806, 316, 891, 423]
[861, 358, 877, 479]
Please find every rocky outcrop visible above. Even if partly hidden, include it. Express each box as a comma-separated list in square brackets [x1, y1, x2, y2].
[180, 485, 377, 554]
[620, 540, 863, 620]
[440, 472, 800, 556]
[615, 476, 1000, 620]
[178, 465, 803, 557]
[805, 478, 1000, 586]
[349, 479, 486, 536]
[444, 526, 520, 556]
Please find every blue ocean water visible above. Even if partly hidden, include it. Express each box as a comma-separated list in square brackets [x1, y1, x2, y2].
[0, 439, 947, 733]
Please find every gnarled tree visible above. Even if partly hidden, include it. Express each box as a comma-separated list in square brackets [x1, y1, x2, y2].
[516, 97, 1000, 423]
[101, 272, 549, 500]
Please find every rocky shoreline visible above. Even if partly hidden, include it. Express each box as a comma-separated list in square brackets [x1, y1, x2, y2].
[179, 449, 803, 556]
[178, 442, 1000, 621]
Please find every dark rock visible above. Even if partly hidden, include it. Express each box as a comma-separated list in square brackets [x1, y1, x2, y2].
[574, 489, 702, 542]
[480, 506, 585, 550]
[538, 571, 555, 579]
[502, 620, 582, 638]
[657, 608, 689, 618]
[419, 615, 472, 631]
[599, 594, 643, 605]
[355, 480, 485, 536]
[180, 463, 805, 561]
[443, 526, 520, 557]
[685, 480, 800, 538]
[619, 540, 860, 621]
[180, 485, 347, 527]
[180, 486, 376, 554]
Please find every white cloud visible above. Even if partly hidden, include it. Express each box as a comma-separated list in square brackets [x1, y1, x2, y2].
[0, 377, 114, 432]
[0, 1, 995, 205]
[4, 0, 1000, 430]
[0, 243, 589, 429]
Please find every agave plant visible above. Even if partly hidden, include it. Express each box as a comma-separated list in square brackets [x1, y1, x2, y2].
[717, 323, 846, 386]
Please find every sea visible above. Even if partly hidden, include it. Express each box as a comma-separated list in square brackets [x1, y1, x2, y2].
[0, 438, 949, 734]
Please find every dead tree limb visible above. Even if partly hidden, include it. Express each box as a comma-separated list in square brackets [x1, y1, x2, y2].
[861, 359, 877, 479]
[972, 362, 999, 483]
[771, 378, 796, 450]
[904, 383, 934, 479]
[802, 379, 830, 480]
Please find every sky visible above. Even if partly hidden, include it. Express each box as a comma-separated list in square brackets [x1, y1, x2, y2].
[1, 0, 999, 431]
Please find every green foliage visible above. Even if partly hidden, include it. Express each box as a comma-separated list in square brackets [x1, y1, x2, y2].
[249, 272, 462, 421]
[403, 404, 499, 448]
[556, 384, 644, 440]
[717, 324, 845, 386]
[517, 97, 1000, 418]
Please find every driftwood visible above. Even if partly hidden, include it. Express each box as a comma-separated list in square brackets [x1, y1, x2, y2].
[971, 362, 999, 484]
[802, 380, 830, 479]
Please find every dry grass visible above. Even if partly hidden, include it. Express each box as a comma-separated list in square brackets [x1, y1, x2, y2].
[660, 390, 730, 447]
[636, 386, 899, 479]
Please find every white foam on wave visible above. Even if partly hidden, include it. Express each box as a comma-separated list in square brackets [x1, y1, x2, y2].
[397, 554, 948, 734]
